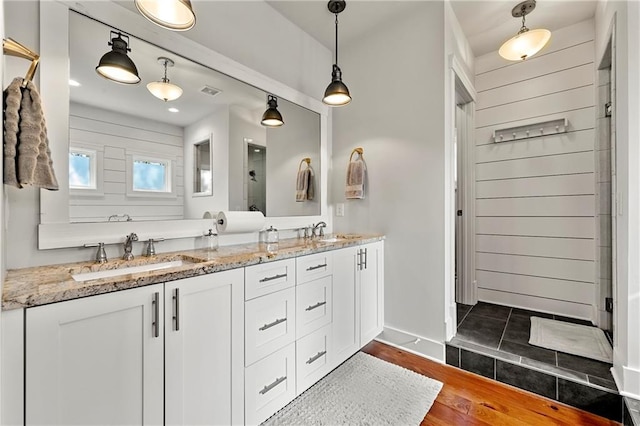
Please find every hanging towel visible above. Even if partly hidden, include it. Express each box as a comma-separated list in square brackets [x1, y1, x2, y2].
[3, 77, 59, 190]
[345, 149, 366, 199]
[296, 159, 315, 202]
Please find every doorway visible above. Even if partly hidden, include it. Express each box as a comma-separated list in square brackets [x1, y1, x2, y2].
[247, 143, 266, 215]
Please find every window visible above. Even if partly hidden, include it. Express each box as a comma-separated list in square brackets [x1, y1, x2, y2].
[69, 148, 97, 190]
[132, 158, 170, 192]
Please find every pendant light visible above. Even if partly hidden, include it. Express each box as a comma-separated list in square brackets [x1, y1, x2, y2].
[95, 31, 141, 84]
[261, 95, 284, 127]
[147, 57, 183, 102]
[134, 0, 196, 31]
[323, 0, 351, 106]
[499, 0, 551, 61]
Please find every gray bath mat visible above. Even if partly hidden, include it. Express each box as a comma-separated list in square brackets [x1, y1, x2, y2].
[529, 316, 612, 363]
[262, 352, 443, 425]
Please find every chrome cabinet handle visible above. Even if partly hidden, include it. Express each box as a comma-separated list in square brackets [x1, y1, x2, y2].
[259, 376, 286, 395]
[259, 317, 287, 331]
[305, 301, 327, 312]
[357, 249, 363, 271]
[152, 292, 160, 338]
[306, 263, 327, 271]
[259, 273, 287, 283]
[363, 248, 368, 270]
[306, 351, 327, 365]
[173, 288, 180, 331]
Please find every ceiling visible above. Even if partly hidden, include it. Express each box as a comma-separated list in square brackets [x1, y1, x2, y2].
[267, 0, 598, 58]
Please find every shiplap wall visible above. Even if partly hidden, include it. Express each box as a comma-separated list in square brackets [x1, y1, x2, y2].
[474, 20, 596, 319]
[69, 103, 185, 222]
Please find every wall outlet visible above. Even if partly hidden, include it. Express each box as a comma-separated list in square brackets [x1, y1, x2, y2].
[336, 203, 345, 217]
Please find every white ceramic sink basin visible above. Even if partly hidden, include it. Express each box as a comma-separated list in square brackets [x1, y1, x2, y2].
[72, 260, 184, 282]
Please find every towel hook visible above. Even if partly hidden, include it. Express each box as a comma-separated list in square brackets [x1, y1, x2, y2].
[3, 38, 40, 87]
[349, 147, 364, 162]
[298, 158, 311, 169]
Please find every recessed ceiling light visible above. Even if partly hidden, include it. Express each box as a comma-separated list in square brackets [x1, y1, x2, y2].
[254, 149, 261, 152]
[69, 79, 81, 87]
[244, 138, 253, 143]
[168, 107, 179, 113]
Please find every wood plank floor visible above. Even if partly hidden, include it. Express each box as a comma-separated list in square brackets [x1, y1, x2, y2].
[363, 341, 620, 426]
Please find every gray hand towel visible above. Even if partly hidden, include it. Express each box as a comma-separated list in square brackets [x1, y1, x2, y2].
[3, 77, 59, 190]
[345, 154, 365, 199]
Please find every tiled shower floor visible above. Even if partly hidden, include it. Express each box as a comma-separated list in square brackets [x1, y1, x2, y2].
[450, 301, 616, 390]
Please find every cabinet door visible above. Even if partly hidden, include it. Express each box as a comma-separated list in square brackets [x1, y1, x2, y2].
[26, 284, 164, 426]
[360, 242, 384, 345]
[165, 269, 244, 426]
[331, 247, 359, 367]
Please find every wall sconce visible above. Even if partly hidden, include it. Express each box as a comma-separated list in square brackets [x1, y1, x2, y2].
[135, 0, 196, 31]
[147, 57, 183, 102]
[499, 0, 551, 61]
[261, 95, 284, 127]
[323, 0, 351, 106]
[95, 31, 141, 84]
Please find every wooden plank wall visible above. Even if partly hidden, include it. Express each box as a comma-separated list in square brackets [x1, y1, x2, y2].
[69, 103, 185, 223]
[473, 20, 596, 319]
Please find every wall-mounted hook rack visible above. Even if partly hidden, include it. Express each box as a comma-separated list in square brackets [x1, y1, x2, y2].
[493, 117, 568, 143]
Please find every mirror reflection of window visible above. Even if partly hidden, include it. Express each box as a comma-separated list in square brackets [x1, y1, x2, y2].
[133, 159, 170, 192]
[194, 139, 212, 195]
[69, 149, 96, 189]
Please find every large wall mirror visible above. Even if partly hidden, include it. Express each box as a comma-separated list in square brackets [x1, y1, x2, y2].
[38, 1, 328, 248]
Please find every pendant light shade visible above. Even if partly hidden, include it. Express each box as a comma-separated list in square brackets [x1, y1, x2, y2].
[95, 31, 141, 85]
[499, 0, 551, 61]
[323, 0, 351, 107]
[135, 0, 196, 31]
[261, 95, 284, 127]
[147, 57, 183, 102]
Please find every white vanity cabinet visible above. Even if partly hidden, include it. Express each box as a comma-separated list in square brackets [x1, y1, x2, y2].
[25, 269, 244, 426]
[26, 283, 165, 426]
[331, 241, 385, 369]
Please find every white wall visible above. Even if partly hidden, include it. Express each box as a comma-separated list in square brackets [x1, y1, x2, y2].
[595, 0, 640, 400]
[473, 20, 597, 320]
[266, 100, 321, 217]
[2, 0, 331, 269]
[332, 1, 451, 360]
[69, 103, 185, 222]
[183, 106, 230, 220]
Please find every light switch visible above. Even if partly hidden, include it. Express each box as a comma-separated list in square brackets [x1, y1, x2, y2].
[336, 203, 345, 217]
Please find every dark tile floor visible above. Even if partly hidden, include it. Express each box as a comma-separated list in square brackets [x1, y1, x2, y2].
[453, 302, 616, 387]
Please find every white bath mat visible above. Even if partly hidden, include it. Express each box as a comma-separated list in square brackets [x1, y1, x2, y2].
[529, 316, 613, 363]
[261, 352, 443, 425]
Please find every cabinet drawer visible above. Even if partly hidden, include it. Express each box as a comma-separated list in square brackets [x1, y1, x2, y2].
[245, 258, 295, 300]
[245, 343, 296, 426]
[296, 325, 332, 394]
[296, 276, 332, 339]
[245, 287, 296, 366]
[296, 252, 333, 284]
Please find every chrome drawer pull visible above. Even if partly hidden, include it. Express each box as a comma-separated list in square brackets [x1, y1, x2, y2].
[306, 350, 327, 365]
[259, 273, 287, 283]
[306, 263, 327, 271]
[152, 292, 160, 338]
[305, 301, 327, 312]
[259, 317, 287, 331]
[259, 376, 287, 395]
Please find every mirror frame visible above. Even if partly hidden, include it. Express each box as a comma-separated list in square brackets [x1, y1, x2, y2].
[38, 0, 329, 249]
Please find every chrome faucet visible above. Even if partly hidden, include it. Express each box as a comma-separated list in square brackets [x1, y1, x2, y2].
[312, 222, 327, 238]
[123, 233, 138, 260]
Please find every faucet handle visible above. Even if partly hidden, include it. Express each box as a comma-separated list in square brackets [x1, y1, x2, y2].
[145, 238, 165, 257]
[84, 242, 108, 263]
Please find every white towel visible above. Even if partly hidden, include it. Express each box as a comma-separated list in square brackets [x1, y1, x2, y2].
[345, 153, 365, 199]
[3, 77, 59, 190]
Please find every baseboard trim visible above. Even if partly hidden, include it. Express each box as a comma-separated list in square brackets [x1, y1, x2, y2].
[613, 364, 640, 400]
[375, 326, 445, 363]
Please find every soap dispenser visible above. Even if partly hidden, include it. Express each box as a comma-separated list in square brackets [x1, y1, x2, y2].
[204, 228, 218, 251]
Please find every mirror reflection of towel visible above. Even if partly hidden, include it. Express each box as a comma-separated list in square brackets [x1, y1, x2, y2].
[3, 77, 59, 190]
[296, 165, 315, 202]
[345, 154, 365, 199]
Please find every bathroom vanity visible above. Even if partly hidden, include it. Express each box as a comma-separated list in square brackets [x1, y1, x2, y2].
[1, 235, 384, 425]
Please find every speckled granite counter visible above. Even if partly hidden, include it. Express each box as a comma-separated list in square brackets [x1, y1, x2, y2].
[2, 234, 384, 310]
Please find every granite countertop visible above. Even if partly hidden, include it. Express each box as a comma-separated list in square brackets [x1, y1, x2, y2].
[2, 234, 384, 310]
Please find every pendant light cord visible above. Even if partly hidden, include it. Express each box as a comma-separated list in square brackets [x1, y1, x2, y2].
[334, 13, 339, 65]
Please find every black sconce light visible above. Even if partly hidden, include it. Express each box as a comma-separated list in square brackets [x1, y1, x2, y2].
[261, 95, 284, 127]
[95, 31, 141, 85]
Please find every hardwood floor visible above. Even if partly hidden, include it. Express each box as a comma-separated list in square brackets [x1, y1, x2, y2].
[363, 341, 620, 425]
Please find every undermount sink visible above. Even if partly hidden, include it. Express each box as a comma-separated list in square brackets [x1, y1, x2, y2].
[319, 237, 340, 243]
[72, 260, 186, 282]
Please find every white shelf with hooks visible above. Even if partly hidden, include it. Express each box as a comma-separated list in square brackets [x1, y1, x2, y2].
[493, 117, 568, 143]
